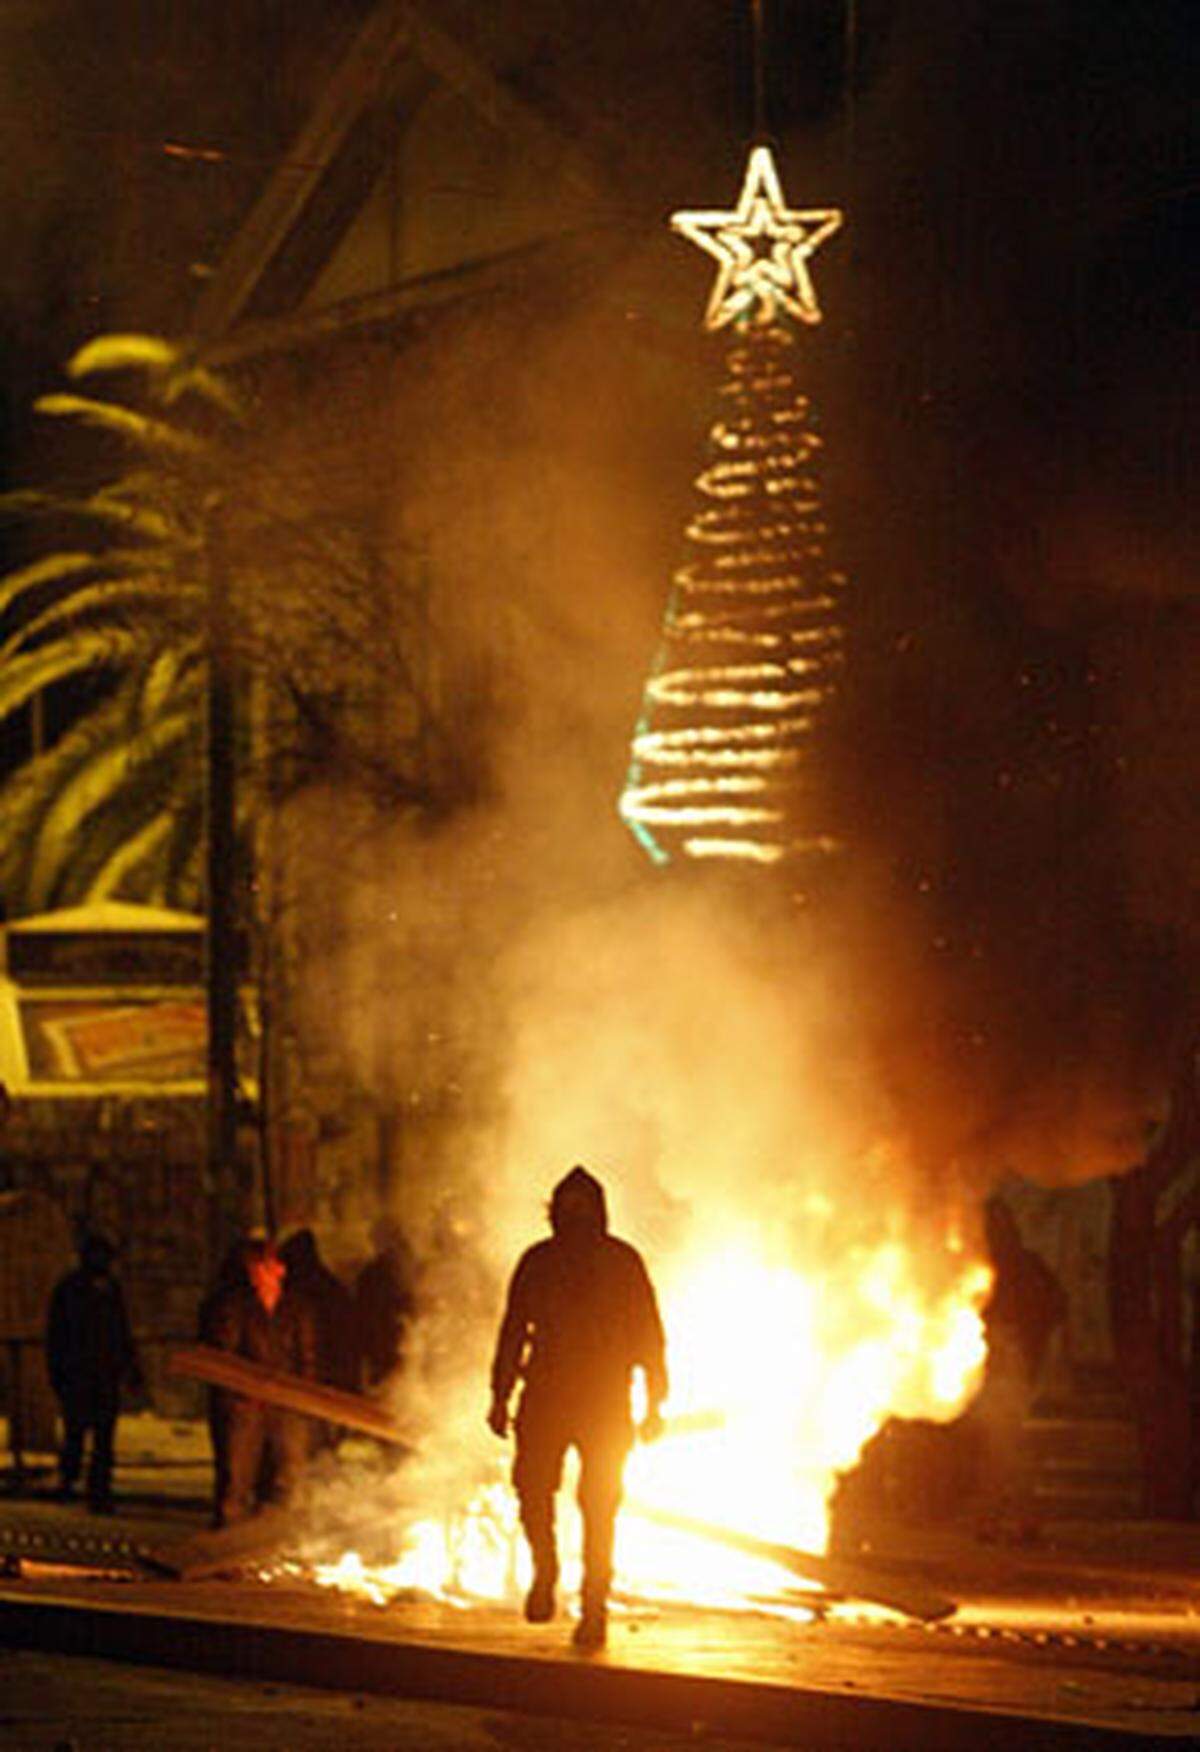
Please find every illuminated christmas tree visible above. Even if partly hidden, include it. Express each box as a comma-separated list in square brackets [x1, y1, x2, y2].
[620, 146, 846, 867]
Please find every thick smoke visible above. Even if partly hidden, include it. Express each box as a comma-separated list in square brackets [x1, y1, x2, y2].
[283, 0, 1198, 1282]
[2, 4, 1187, 1207]
[820, 0, 1199, 1187]
[277, 271, 994, 1567]
[257, 0, 1195, 1566]
[4, 0, 1193, 1545]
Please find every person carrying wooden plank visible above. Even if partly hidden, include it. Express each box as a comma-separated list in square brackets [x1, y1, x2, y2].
[199, 1235, 316, 1528]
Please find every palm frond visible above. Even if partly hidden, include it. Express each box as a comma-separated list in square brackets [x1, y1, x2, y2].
[0, 489, 178, 544]
[0, 552, 102, 619]
[0, 691, 136, 902]
[0, 576, 202, 663]
[25, 705, 197, 907]
[141, 645, 203, 720]
[67, 334, 181, 379]
[68, 335, 245, 425]
[87, 808, 177, 902]
[0, 656, 204, 912]
[0, 631, 137, 726]
[56, 725, 199, 908]
[162, 365, 245, 422]
[82, 494, 178, 544]
[33, 394, 206, 460]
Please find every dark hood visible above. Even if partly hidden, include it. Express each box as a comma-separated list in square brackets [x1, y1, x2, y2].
[80, 1232, 116, 1275]
[549, 1165, 608, 1238]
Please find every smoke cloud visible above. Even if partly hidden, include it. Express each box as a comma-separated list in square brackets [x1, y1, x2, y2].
[232, 0, 1195, 1570]
[2, 0, 1195, 1546]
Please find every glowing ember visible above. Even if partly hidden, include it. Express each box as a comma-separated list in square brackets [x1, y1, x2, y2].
[314, 1484, 520, 1607]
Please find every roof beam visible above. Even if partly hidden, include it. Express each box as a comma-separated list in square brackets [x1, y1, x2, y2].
[403, 8, 603, 200]
[191, 1, 608, 346]
[199, 231, 613, 368]
[191, 1, 416, 340]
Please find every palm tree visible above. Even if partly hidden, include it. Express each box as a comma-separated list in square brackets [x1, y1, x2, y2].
[0, 332, 468, 1242]
[0, 336, 223, 910]
[0, 333, 444, 915]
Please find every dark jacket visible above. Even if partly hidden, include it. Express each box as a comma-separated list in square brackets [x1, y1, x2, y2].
[46, 1268, 138, 1406]
[302, 1264, 358, 1390]
[354, 1252, 417, 1386]
[202, 1283, 317, 1390]
[279, 1233, 359, 1391]
[491, 1232, 668, 1419]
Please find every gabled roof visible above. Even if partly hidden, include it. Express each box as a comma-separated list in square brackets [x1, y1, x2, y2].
[193, 0, 610, 358]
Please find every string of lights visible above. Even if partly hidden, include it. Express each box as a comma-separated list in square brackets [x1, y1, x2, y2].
[620, 147, 845, 868]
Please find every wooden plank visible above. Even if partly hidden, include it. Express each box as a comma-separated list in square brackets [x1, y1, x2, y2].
[626, 1502, 957, 1623]
[167, 1344, 411, 1447]
[143, 1504, 303, 1580]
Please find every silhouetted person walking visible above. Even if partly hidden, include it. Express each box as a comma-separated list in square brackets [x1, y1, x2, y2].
[488, 1166, 668, 1650]
[45, 1232, 141, 1513]
[203, 1236, 316, 1527]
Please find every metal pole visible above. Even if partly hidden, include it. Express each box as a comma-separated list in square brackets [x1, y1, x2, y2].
[205, 504, 242, 1260]
[843, 0, 859, 183]
[751, 0, 768, 144]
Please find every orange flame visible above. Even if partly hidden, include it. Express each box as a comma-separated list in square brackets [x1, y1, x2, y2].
[312, 1201, 990, 1616]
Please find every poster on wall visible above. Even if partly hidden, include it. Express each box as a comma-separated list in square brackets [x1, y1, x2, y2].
[19, 997, 207, 1084]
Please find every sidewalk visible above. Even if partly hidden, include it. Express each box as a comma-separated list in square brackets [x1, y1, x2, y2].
[3, 1411, 1199, 1612]
[0, 1412, 212, 1562]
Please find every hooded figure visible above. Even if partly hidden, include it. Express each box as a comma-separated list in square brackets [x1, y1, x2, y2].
[353, 1215, 418, 1388]
[279, 1229, 359, 1393]
[201, 1236, 317, 1527]
[488, 1166, 667, 1650]
[45, 1232, 141, 1512]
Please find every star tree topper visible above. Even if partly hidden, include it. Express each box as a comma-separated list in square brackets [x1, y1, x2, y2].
[672, 145, 843, 331]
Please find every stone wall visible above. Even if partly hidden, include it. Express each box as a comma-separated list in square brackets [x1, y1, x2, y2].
[1, 1095, 210, 1420]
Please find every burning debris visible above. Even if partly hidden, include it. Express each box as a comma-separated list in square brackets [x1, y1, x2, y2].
[163, 1127, 988, 1630]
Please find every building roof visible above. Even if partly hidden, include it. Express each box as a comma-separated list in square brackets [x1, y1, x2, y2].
[192, 0, 611, 358]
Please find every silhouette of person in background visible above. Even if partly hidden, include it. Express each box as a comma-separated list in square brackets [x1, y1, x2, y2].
[45, 1231, 141, 1513]
[202, 1235, 316, 1527]
[1109, 1042, 1200, 1519]
[198, 1241, 248, 1516]
[416, 1197, 496, 1391]
[354, 1217, 418, 1389]
[279, 1227, 358, 1448]
[971, 1195, 1066, 1541]
[488, 1165, 668, 1650]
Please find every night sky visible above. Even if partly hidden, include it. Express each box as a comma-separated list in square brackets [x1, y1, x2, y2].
[1, 0, 1197, 1182]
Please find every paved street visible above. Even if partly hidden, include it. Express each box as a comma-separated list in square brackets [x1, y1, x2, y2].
[2, 1422, 1199, 1747]
[2, 1535, 1198, 1746]
[1, 1649, 771, 1752]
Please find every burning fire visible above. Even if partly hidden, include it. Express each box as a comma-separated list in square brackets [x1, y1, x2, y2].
[312, 1195, 990, 1617]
